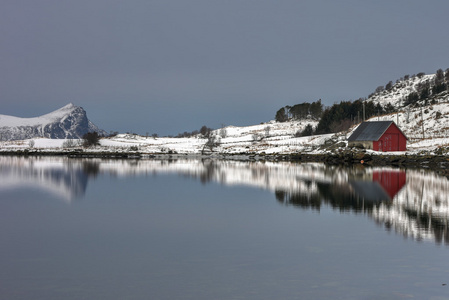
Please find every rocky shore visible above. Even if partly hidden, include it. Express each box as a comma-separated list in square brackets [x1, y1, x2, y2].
[1, 149, 448, 175]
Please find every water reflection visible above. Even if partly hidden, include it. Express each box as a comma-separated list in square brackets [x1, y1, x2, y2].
[1, 156, 449, 245]
[274, 168, 406, 211]
[0, 156, 95, 201]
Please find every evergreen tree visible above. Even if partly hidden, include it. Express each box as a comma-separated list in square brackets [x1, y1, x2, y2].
[296, 124, 315, 137]
[432, 82, 447, 95]
[419, 84, 430, 99]
[405, 92, 419, 106]
[310, 99, 323, 120]
[435, 69, 444, 85]
[315, 100, 377, 134]
[384, 103, 396, 113]
[275, 107, 288, 122]
[200, 125, 212, 137]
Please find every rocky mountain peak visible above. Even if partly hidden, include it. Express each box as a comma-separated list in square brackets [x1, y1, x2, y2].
[0, 104, 106, 141]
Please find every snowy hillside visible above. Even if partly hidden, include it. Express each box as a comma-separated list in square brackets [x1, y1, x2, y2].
[362, 102, 449, 147]
[99, 119, 325, 155]
[354, 70, 449, 152]
[0, 117, 331, 155]
[368, 74, 444, 107]
[0, 103, 106, 140]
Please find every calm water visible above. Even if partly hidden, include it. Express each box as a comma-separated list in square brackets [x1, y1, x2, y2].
[1, 157, 449, 300]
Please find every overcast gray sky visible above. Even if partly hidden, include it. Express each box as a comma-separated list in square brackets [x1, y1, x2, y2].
[1, 0, 448, 135]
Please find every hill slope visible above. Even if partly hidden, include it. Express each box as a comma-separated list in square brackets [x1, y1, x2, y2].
[368, 73, 449, 108]
[361, 70, 449, 146]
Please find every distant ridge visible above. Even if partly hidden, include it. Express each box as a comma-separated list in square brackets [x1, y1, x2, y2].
[0, 103, 106, 141]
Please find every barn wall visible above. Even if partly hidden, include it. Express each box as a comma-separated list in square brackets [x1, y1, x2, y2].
[378, 124, 407, 151]
[348, 141, 373, 149]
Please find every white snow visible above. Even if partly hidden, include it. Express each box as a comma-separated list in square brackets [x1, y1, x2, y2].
[368, 74, 440, 108]
[0, 103, 76, 127]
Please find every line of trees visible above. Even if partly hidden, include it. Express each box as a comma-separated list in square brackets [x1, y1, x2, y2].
[174, 125, 214, 138]
[315, 99, 375, 134]
[275, 99, 323, 122]
[276, 98, 397, 136]
[315, 99, 399, 134]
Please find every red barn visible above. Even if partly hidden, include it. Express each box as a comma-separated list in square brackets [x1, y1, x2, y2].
[348, 121, 407, 152]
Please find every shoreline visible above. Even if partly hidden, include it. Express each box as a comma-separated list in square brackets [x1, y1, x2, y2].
[1, 149, 448, 172]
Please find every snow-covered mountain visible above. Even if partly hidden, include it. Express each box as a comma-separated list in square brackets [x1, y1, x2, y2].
[0, 103, 106, 140]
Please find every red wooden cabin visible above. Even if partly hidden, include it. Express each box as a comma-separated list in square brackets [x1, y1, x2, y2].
[348, 121, 408, 152]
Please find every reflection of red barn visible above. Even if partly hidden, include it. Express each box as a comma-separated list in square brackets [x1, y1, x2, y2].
[348, 121, 407, 152]
[349, 169, 406, 202]
[372, 170, 406, 200]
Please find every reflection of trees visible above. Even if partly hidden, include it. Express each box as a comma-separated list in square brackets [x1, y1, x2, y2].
[275, 180, 321, 210]
[404, 209, 449, 244]
[3, 157, 449, 245]
[87, 159, 449, 246]
[370, 169, 449, 245]
[199, 161, 217, 184]
[82, 161, 100, 177]
[276, 181, 390, 213]
[274, 167, 449, 246]
[373, 205, 449, 246]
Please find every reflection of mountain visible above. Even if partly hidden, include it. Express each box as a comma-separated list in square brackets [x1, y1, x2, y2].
[0, 157, 94, 202]
[1, 157, 448, 245]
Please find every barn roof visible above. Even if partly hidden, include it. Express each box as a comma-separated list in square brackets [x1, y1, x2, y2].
[348, 121, 404, 142]
[349, 180, 393, 202]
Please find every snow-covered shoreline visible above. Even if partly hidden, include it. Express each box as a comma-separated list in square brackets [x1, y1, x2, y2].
[2, 94, 449, 164]
[1, 117, 448, 157]
[0, 139, 448, 174]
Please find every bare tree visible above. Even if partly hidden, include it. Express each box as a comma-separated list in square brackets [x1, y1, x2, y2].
[219, 125, 227, 138]
[264, 126, 271, 137]
[252, 133, 263, 143]
[202, 135, 220, 154]
[83, 132, 100, 147]
[405, 107, 411, 123]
